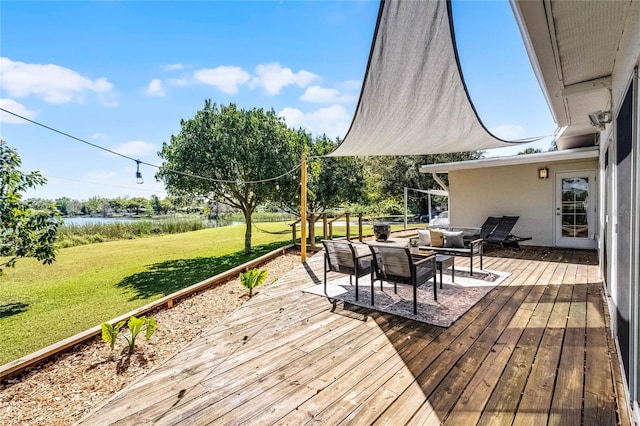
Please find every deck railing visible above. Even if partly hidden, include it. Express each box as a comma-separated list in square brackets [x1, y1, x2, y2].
[290, 212, 365, 249]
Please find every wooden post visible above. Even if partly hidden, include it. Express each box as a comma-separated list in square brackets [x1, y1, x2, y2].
[345, 213, 350, 241]
[300, 154, 307, 263]
[309, 213, 316, 249]
[329, 221, 334, 239]
[358, 213, 363, 242]
[323, 213, 328, 240]
[291, 222, 297, 244]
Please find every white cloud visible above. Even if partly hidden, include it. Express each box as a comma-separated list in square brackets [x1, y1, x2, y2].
[168, 78, 188, 86]
[193, 66, 250, 94]
[251, 62, 319, 95]
[489, 124, 526, 140]
[0, 98, 37, 123]
[163, 63, 184, 71]
[91, 132, 107, 140]
[0, 57, 116, 105]
[300, 85, 357, 104]
[146, 79, 165, 96]
[113, 140, 157, 157]
[279, 104, 352, 139]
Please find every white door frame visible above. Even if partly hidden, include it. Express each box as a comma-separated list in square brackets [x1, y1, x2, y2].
[554, 170, 598, 249]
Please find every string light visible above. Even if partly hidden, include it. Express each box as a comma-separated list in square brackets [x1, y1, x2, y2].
[135, 160, 144, 184]
[0, 107, 303, 185]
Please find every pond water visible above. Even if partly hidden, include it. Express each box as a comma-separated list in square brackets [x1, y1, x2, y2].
[62, 217, 244, 227]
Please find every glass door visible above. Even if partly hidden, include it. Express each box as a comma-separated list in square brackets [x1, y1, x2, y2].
[554, 171, 597, 249]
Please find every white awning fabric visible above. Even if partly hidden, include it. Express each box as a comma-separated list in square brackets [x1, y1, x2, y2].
[330, 0, 520, 157]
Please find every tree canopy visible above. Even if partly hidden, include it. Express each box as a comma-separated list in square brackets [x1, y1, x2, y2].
[362, 152, 482, 216]
[0, 141, 61, 273]
[271, 132, 367, 215]
[157, 101, 302, 254]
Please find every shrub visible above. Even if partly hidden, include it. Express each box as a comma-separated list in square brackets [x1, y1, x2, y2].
[101, 315, 157, 356]
[240, 268, 268, 298]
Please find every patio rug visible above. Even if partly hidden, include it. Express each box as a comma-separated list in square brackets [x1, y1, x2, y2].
[303, 267, 510, 328]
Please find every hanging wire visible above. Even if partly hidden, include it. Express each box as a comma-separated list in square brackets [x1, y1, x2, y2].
[0, 107, 302, 184]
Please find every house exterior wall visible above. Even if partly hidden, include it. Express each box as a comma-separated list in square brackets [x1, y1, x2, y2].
[599, 1, 640, 418]
[448, 158, 598, 247]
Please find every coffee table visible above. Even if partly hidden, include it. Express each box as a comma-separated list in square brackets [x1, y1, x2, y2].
[435, 254, 454, 289]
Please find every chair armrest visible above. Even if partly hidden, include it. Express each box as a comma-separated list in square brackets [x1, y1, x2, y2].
[413, 254, 436, 266]
[469, 238, 483, 246]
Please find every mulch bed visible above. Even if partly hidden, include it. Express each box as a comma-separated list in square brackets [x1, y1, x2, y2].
[0, 250, 305, 425]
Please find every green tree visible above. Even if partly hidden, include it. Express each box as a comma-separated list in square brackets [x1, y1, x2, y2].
[108, 197, 126, 214]
[157, 101, 301, 254]
[272, 132, 367, 215]
[151, 194, 162, 215]
[0, 141, 62, 272]
[363, 152, 482, 217]
[127, 197, 150, 215]
[85, 196, 109, 216]
[518, 147, 543, 155]
[55, 197, 72, 216]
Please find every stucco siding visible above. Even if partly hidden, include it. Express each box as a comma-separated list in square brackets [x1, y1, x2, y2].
[448, 159, 598, 247]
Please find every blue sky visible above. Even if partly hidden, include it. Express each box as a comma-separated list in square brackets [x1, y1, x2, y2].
[0, 0, 556, 201]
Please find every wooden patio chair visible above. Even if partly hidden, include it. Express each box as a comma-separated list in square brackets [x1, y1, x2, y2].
[322, 240, 373, 302]
[368, 245, 437, 314]
[485, 216, 532, 248]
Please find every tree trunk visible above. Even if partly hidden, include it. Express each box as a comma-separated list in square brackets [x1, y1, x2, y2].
[244, 209, 252, 254]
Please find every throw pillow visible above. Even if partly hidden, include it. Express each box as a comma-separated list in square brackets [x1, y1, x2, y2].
[429, 229, 444, 247]
[418, 229, 431, 246]
[443, 230, 465, 248]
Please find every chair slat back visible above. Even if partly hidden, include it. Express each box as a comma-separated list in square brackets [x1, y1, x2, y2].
[323, 240, 356, 272]
[487, 216, 519, 242]
[370, 245, 412, 281]
[479, 216, 501, 239]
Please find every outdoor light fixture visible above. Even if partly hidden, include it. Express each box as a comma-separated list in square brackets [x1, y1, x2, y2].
[135, 160, 144, 184]
[588, 110, 612, 130]
[538, 167, 549, 179]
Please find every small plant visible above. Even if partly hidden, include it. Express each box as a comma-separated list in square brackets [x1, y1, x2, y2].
[101, 315, 157, 356]
[240, 268, 268, 298]
[101, 320, 126, 357]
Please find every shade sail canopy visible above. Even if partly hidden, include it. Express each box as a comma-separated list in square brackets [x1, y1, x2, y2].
[330, 0, 521, 157]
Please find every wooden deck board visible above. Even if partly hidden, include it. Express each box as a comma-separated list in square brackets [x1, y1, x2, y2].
[371, 261, 541, 425]
[79, 247, 630, 425]
[441, 262, 560, 426]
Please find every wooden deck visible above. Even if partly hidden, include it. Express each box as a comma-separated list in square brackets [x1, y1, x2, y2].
[80, 247, 631, 425]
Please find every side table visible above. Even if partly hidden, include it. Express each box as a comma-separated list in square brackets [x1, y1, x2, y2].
[435, 254, 455, 289]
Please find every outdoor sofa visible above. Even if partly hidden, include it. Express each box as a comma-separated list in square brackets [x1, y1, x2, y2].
[415, 228, 483, 276]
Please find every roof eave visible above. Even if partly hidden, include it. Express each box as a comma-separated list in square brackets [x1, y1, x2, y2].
[419, 146, 599, 174]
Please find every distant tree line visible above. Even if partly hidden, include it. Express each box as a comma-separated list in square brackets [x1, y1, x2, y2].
[26, 195, 218, 218]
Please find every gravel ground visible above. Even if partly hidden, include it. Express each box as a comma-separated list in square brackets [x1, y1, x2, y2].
[0, 250, 303, 425]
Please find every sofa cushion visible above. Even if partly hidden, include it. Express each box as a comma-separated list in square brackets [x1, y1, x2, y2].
[443, 230, 465, 248]
[429, 229, 444, 247]
[418, 229, 431, 246]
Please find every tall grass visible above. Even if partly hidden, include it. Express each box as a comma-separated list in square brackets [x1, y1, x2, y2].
[59, 219, 206, 248]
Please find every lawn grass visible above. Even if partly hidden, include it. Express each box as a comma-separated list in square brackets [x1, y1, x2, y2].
[0, 221, 411, 365]
[0, 222, 293, 365]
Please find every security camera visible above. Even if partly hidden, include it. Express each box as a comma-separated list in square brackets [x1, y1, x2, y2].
[588, 110, 611, 130]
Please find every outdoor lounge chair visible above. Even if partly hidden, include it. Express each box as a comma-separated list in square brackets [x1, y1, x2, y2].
[463, 216, 501, 243]
[368, 244, 437, 314]
[485, 216, 532, 248]
[322, 240, 373, 302]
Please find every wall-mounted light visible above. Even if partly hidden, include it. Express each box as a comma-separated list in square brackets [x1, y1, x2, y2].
[538, 167, 549, 179]
[135, 160, 144, 184]
[588, 110, 612, 130]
